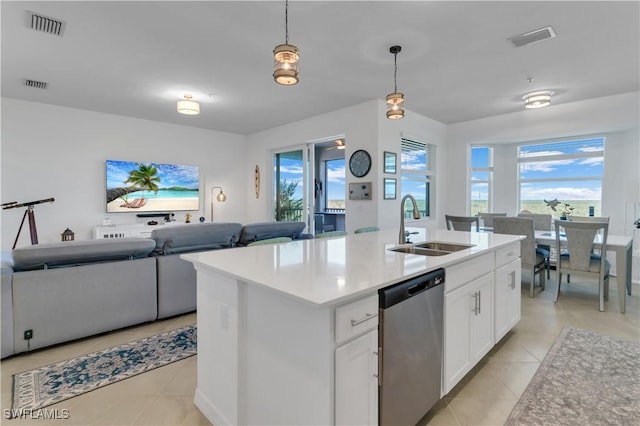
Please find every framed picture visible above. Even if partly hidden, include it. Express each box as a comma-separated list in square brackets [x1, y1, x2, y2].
[384, 151, 397, 174]
[349, 182, 372, 200]
[384, 178, 396, 200]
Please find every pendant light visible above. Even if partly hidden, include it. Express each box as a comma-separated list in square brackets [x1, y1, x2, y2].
[386, 45, 404, 120]
[273, 0, 299, 85]
[177, 94, 200, 115]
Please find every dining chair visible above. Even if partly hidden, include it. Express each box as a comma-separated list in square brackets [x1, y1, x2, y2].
[445, 215, 480, 232]
[354, 226, 380, 234]
[316, 230, 348, 238]
[554, 220, 610, 311]
[493, 217, 546, 298]
[476, 212, 507, 229]
[567, 215, 609, 223]
[518, 213, 553, 278]
[247, 237, 293, 246]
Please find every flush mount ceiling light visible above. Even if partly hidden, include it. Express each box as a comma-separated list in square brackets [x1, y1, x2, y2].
[386, 45, 404, 120]
[177, 94, 200, 115]
[273, 0, 299, 85]
[523, 90, 554, 109]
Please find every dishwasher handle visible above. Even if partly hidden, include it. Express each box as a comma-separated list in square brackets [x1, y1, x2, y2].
[379, 268, 445, 309]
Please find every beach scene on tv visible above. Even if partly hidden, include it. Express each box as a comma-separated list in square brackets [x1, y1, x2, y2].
[106, 160, 199, 213]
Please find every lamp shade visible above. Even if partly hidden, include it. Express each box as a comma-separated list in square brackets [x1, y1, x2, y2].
[273, 44, 299, 85]
[523, 91, 553, 109]
[177, 95, 200, 115]
[386, 92, 405, 119]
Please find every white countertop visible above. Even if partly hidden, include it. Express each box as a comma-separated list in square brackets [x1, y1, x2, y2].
[182, 227, 521, 307]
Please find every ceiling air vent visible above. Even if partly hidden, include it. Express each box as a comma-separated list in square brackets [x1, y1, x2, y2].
[26, 11, 66, 36]
[509, 26, 555, 47]
[25, 79, 48, 89]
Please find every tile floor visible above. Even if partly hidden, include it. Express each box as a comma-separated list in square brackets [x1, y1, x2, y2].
[1, 277, 639, 426]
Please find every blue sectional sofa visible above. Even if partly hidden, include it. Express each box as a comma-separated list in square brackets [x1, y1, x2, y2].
[1, 221, 310, 358]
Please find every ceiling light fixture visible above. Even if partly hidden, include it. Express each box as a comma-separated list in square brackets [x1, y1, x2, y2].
[273, 0, 299, 85]
[177, 94, 200, 115]
[386, 45, 404, 120]
[523, 90, 553, 109]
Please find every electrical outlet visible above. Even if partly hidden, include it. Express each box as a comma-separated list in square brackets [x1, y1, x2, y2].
[24, 329, 33, 340]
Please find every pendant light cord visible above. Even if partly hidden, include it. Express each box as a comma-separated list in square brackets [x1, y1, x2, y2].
[285, 0, 289, 44]
[393, 51, 398, 93]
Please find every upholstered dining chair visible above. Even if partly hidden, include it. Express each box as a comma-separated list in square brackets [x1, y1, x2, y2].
[354, 226, 380, 234]
[316, 230, 348, 238]
[476, 212, 507, 229]
[493, 217, 546, 298]
[554, 220, 610, 311]
[247, 237, 293, 246]
[518, 213, 553, 278]
[567, 215, 609, 223]
[445, 215, 480, 232]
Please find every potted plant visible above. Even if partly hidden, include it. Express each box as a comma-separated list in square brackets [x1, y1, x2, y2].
[544, 198, 574, 219]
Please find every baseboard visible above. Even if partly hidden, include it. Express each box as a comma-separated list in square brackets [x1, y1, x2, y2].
[194, 388, 232, 426]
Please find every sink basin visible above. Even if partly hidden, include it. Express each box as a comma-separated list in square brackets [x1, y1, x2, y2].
[388, 241, 476, 256]
[413, 242, 475, 252]
[388, 246, 451, 256]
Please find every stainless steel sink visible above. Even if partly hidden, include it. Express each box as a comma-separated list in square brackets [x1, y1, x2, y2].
[388, 246, 451, 256]
[413, 242, 475, 252]
[388, 241, 475, 256]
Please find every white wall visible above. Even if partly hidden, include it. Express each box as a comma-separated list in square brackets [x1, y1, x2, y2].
[244, 100, 447, 234]
[1, 98, 248, 250]
[446, 92, 640, 236]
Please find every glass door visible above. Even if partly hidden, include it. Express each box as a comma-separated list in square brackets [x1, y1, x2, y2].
[273, 145, 315, 233]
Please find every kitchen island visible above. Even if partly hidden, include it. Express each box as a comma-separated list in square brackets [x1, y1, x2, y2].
[182, 227, 523, 425]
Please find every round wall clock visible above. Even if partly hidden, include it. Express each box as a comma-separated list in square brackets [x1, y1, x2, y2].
[349, 149, 372, 178]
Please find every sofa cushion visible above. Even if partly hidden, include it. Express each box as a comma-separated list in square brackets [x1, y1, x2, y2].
[237, 221, 306, 246]
[151, 223, 243, 255]
[12, 238, 156, 271]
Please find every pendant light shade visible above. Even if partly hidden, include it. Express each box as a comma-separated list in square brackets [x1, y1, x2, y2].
[177, 94, 200, 115]
[386, 45, 404, 120]
[273, 0, 299, 85]
[523, 91, 553, 109]
[273, 44, 299, 85]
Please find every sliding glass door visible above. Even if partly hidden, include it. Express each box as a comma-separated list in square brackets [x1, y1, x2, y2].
[273, 145, 315, 232]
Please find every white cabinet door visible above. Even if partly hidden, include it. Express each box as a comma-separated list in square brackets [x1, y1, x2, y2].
[444, 272, 494, 394]
[469, 272, 494, 365]
[444, 282, 473, 393]
[335, 329, 378, 426]
[494, 259, 522, 342]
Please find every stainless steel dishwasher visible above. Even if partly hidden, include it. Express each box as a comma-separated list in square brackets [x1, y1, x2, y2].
[378, 268, 445, 426]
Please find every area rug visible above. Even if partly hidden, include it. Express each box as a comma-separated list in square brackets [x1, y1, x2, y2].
[11, 325, 196, 414]
[505, 326, 640, 426]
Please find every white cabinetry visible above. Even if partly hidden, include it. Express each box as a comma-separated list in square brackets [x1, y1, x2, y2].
[494, 243, 522, 342]
[94, 222, 186, 239]
[335, 294, 378, 426]
[444, 271, 494, 393]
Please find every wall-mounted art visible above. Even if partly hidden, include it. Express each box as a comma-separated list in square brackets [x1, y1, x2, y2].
[349, 182, 371, 200]
[384, 151, 397, 174]
[384, 178, 396, 199]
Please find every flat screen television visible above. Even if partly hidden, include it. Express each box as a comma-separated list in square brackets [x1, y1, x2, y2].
[106, 160, 199, 213]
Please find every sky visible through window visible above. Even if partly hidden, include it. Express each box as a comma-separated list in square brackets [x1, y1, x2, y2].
[471, 138, 604, 202]
[325, 158, 345, 206]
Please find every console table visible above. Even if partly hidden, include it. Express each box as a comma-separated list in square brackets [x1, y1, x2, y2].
[94, 222, 190, 239]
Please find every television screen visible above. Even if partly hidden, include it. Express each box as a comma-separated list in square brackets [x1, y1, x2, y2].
[106, 160, 199, 213]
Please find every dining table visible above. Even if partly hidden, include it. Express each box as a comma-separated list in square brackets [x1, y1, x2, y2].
[534, 230, 633, 314]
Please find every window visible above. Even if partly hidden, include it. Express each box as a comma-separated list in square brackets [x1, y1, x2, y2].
[470, 146, 494, 215]
[400, 138, 434, 218]
[324, 158, 345, 210]
[518, 137, 605, 217]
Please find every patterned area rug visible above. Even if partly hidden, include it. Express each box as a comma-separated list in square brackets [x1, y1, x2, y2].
[505, 326, 640, 426]
[11, 325, 196, 414]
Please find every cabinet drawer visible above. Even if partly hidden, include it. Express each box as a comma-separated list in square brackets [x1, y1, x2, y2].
[496, 243, 520, 268]
[445, 252, 493, 293]
[335, 294, 378, 345]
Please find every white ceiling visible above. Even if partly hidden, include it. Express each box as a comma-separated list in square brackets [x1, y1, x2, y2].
[2, 1, 639, 135]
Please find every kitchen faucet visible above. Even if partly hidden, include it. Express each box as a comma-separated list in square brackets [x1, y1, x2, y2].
[399, 194, 421, 244]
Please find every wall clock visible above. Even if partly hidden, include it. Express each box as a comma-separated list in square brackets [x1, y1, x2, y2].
[349, 149, 372, 178]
